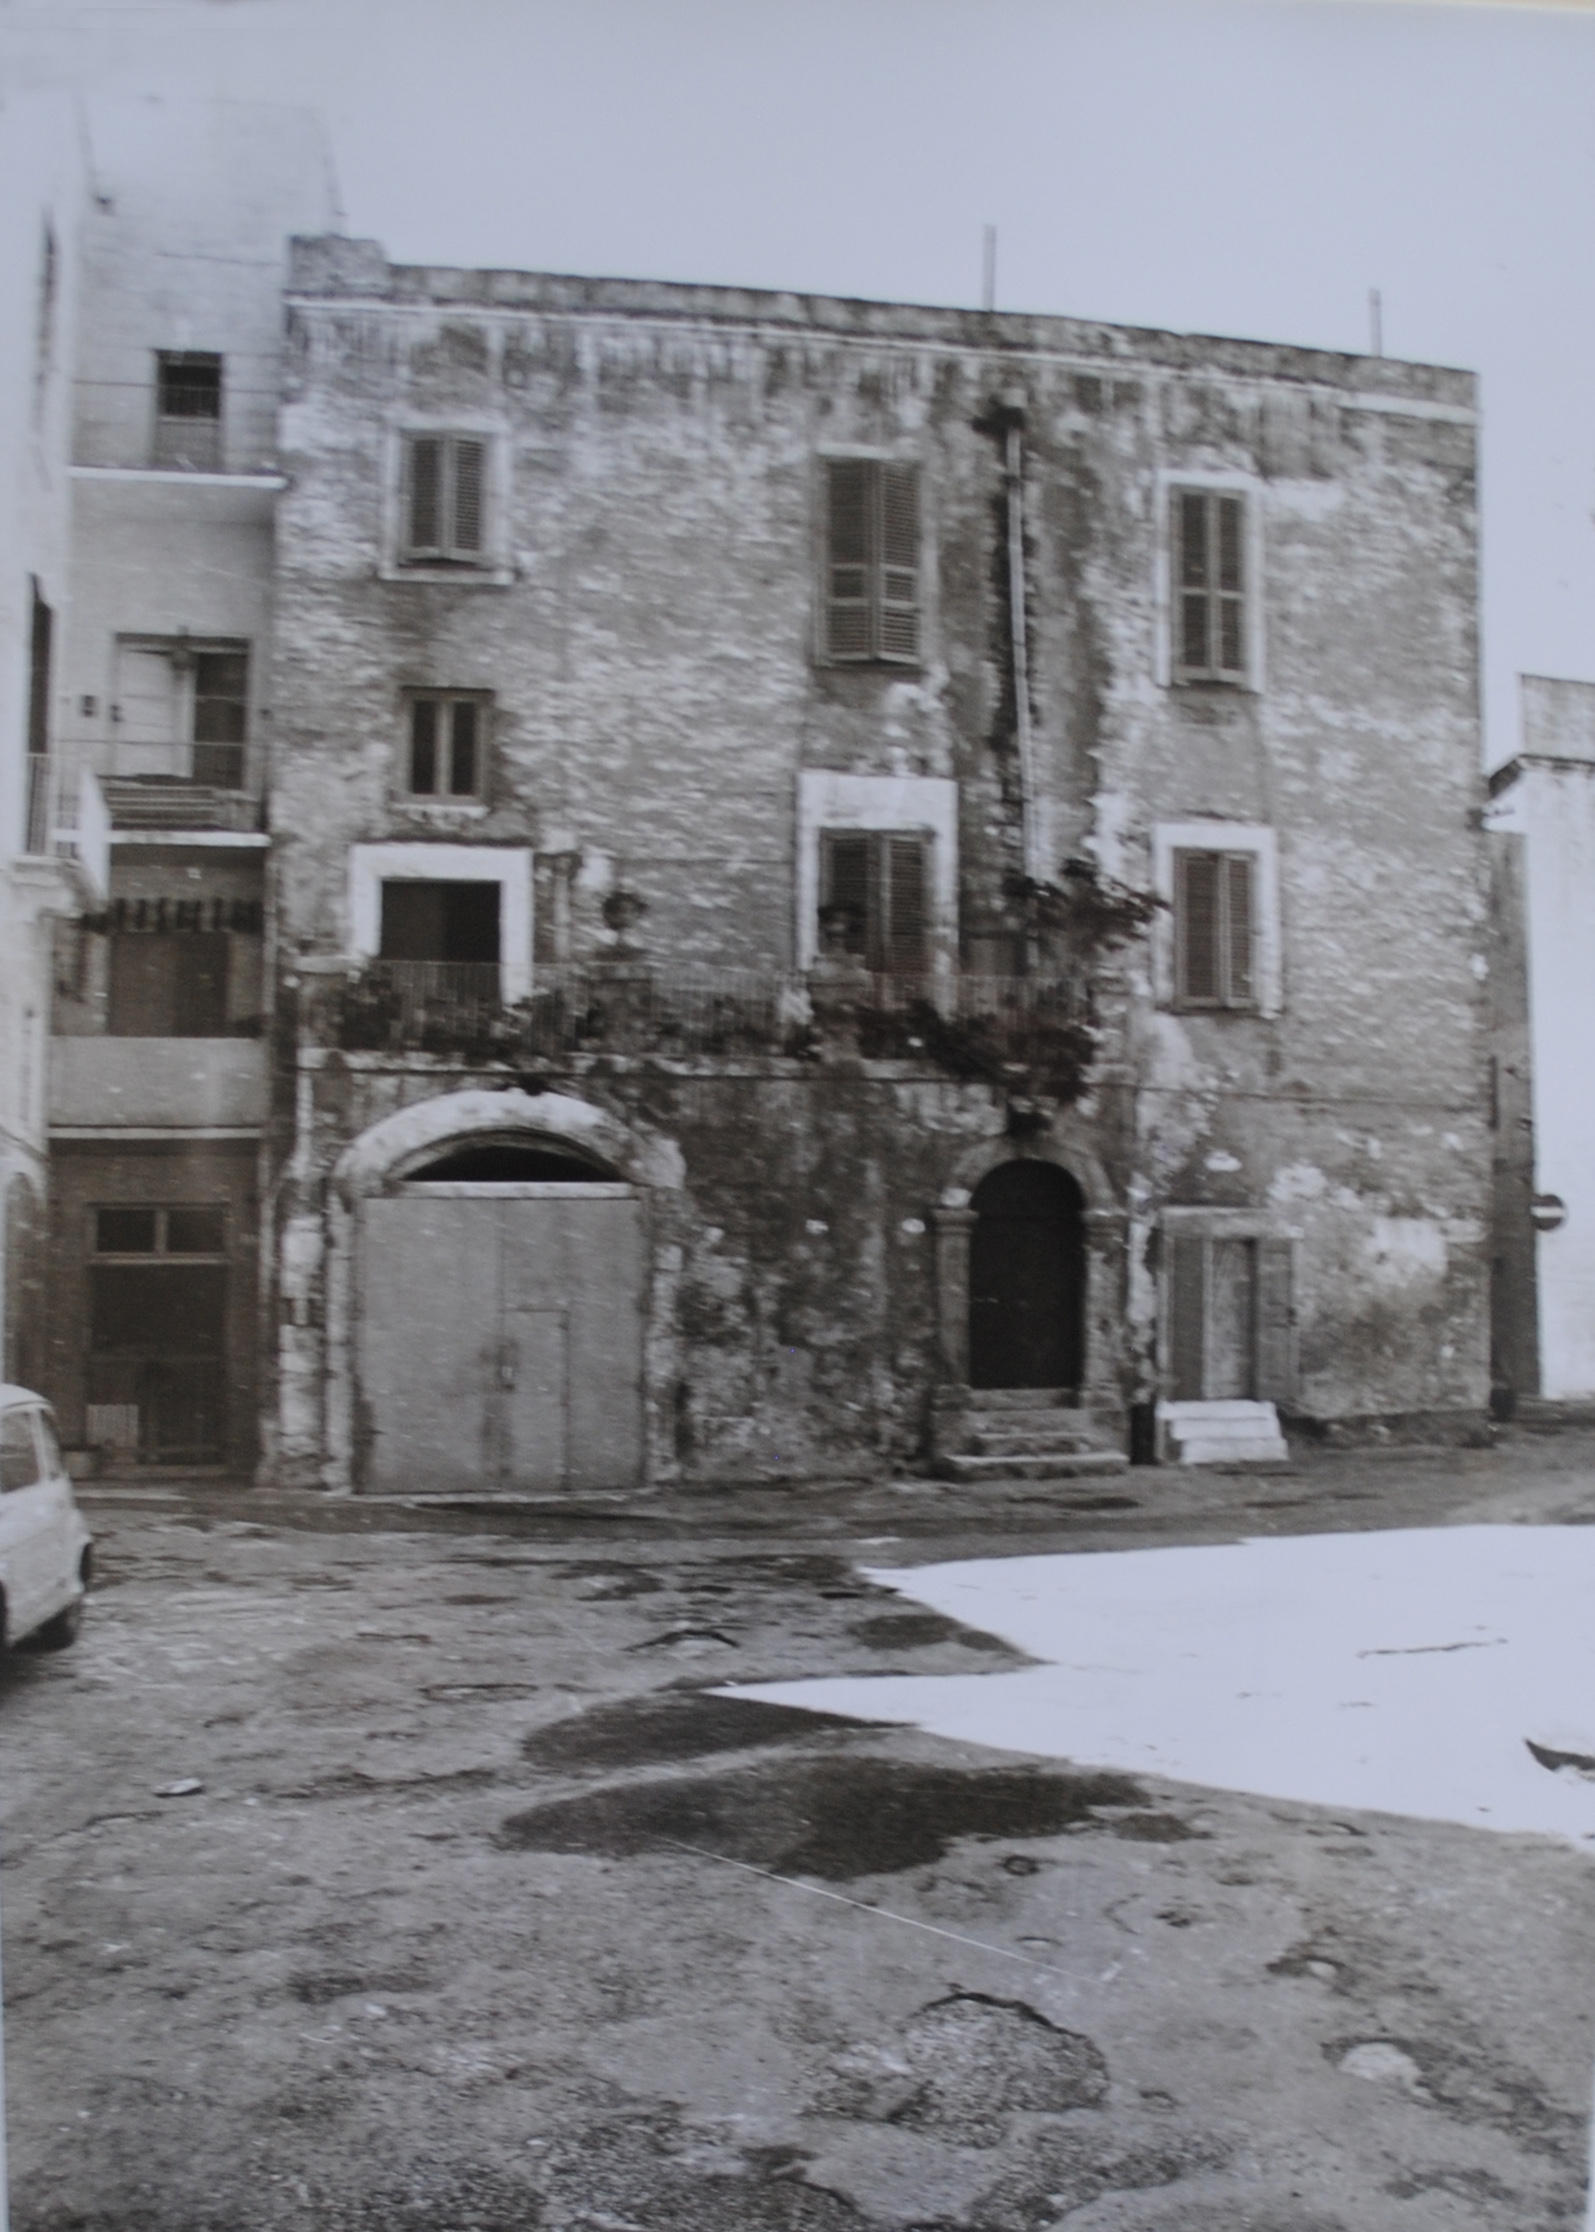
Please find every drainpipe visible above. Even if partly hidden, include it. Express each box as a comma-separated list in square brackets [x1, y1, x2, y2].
[1002, 405, 1045, 892]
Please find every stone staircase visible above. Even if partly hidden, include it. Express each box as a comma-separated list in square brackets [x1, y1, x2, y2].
[932, 1388, 1129, 1484]
[1159, 1399, 1290, 1466]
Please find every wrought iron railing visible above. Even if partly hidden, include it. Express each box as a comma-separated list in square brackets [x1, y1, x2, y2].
[330, 960, 1094, 1090]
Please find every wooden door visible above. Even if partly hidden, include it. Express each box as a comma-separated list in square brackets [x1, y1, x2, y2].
[968, 1162, 1086, 1390]
[1167, 1233, 1295, 1403]
[358, 1185, 644, 1494]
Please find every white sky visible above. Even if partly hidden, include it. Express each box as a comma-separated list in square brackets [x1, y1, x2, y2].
[5, 0, 1595, 765]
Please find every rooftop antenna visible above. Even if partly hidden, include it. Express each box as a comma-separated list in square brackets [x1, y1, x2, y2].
[1369, 287, 1384, 357]
[982, 224, 997, 314]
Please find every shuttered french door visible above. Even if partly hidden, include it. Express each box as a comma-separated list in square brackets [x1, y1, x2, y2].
[819, 830, 929, 974]
[1167, 1233, 1294, 1403]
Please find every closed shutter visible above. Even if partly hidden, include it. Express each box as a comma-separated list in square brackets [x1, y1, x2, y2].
[448, 700, 480, 794]
[1225, 853, 1254, 1004]
[1177, 850, 1221, 1003]
[825, 460, 872, 659]
[450, 438, 485, 555]
[407, 437, 443, 554]
[879, 463, 920, 663]
[409, 699, 439, 793]
[883, 836, 928, 974]
[1215, 494, 1245, 675]
[1169, 1233, 1206, 1401]
[1178, 491, 1210, 671]
[1254, 1237, 1295, 1404]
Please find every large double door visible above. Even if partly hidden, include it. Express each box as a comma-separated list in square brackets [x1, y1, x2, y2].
[357, 1185, 644, 1494]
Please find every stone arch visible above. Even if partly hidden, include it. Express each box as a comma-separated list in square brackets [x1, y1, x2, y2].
[333, 1088, 683, 1206]
[929, 1120, 1125, 1410]
[315, 1089, 683, 1494]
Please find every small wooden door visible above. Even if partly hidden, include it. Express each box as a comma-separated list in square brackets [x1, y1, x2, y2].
[968, 1162, 1086, 1390]
[358, 1184, 644, 1493]
[1168, 1232, 1294, 1403]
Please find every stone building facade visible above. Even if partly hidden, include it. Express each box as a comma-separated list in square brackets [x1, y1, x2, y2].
[260, 236, 1491, 1492]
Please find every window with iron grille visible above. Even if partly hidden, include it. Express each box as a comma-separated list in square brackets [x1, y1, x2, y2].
[1174, 849, 1255, 1008]
[401, 434, 488, 564]
[822, 458, 920, 664]
[819, 830, 929, 974]
[1173, 488, 1248, 683]
[402, 694, 488, 800]
[154, 352, 222, 470]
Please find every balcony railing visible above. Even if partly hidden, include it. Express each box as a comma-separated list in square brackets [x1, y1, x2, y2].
[329, 959, 1093, 1091]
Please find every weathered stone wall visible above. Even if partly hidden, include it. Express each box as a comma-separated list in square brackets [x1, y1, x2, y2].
[264, 245, 1490, 1479]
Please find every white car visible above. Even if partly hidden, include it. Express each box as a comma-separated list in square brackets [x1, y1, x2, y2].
[0, 1386, 92, 1652]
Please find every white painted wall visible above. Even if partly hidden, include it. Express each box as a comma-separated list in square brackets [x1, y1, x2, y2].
[1489, 679, 1595, 1396]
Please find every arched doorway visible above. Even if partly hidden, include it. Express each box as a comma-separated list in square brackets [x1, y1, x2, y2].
[355, 1128, 644, 1494]
[968, 1161, 1085, 1391]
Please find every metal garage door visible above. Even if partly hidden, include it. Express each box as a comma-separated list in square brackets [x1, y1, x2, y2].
[357, 1183, 644, 1494]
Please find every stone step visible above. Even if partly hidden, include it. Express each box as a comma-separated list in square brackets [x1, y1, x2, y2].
[936, 1448, 1131, 1484]
[1159, 1399, 1289, 1466]
[966, 1427, 1104, 1456]
[944, 1387, 1079, 1411]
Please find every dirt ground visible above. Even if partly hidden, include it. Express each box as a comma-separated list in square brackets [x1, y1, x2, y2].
[6, 1432, 1595, 2232]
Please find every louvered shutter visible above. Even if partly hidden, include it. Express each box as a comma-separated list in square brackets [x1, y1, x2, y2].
[1216, 495, 1245, 675]
[826, 460, 872, 660]
[1169, 1234, 1206, 1401]
[1178, 491, 1210, 672]
[883, 836, 929, 975]
[821, 832, 871, 957]
[1254, 1237, 1295, 1404]
[407, 438, 443, 554]
[879, 464, 920, 663]
[450, 438, 485, 556]
[448, 700, 479, 795]
[1224, 853, 1254, 1004]
[409, 700, 438, 794]
[1177, 850, 1221, 1003]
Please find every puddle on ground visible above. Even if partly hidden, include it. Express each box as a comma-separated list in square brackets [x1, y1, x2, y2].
[498, 1754, 1144, 1879]
[521, 1690, 872, 1771]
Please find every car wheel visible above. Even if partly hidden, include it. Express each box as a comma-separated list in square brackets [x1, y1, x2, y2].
[32, 1598, 82, 1651]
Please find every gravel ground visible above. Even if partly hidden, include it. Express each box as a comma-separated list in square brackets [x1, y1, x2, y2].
[5, 1430, 1595, 2231]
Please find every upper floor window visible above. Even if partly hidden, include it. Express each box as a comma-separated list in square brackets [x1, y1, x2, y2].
[822, 458, 920, 665]
[94, 1206, 225, 1257]
[402, 434, 487, 565]
[1173, 848, 1255, 1009]
[403, 694, 487, 801]
[154, 352, 222, 471]
[819, 830, 929, 974]
[1174, 487, 1247, 684]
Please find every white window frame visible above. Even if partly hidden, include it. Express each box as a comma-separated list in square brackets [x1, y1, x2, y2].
[1151, 821, 1281, 1017]
[347, 844, 533, 1001]
[795, 771, 957, 976]
[1153, 470, 1265, 693]
[380, 416, 513, 584]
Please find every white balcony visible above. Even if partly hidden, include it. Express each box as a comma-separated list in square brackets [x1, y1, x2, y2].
[49, 1036, 267, 1131]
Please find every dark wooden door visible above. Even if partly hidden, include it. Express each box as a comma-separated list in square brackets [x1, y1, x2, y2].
[968, 1161, 1085, 1390]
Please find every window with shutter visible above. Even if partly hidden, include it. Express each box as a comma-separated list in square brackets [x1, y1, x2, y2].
[1175, 848, 1255, 1008]
[402, 435, 491, 565]
[1172, 488, 1248, 683]
[819, 831, 931, 973]
[823, 459, 921, 665]
[402, 694, 490, 801]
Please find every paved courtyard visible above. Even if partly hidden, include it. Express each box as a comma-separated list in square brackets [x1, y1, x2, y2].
[5, 1434, 1595, 2231]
